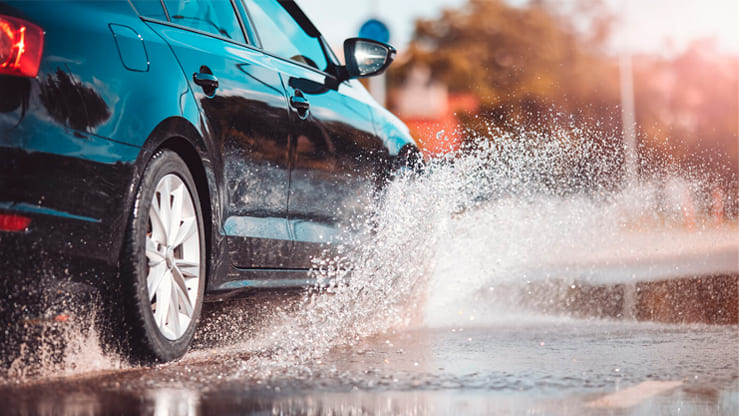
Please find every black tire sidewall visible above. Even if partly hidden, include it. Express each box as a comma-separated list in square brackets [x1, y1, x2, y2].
[122, 149, 206, 362]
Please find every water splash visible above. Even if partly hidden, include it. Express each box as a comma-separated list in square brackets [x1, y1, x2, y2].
[207, 121, 737, 377]
[1, 312, 125, 384]
[3, 121, 736, 383]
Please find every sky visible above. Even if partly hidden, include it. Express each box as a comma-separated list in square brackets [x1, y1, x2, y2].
[298, 0, 739, 56]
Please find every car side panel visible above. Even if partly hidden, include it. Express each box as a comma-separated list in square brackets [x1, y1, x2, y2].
[144, 21, 295, 278]
[276, 66, 390, 268]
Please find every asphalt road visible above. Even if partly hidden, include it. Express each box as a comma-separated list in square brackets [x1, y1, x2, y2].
[1, 204, 737, 415]
[1, 290, 737, 416]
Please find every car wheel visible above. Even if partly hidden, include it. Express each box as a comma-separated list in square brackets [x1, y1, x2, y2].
[119, 149, 206, 362]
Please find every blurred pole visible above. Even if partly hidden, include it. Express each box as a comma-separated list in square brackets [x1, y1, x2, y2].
[370, 74, 387, 107]
[620, 53, 637, 184]
[619, 0, 638, 312]
[619, 0, 637, 184]
[367, 0, 386, 107]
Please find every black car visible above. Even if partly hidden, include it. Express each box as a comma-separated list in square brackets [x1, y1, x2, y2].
[0, 0, 419, 362]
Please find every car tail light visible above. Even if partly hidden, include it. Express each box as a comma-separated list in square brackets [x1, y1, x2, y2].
[0, 15, 44, 77]
[0, 213, 31, 231]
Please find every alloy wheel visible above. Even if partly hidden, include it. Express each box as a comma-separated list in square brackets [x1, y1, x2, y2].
[145, 174, 201, 340]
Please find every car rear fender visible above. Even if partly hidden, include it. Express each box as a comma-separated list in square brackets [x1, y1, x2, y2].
[129, 117, 227, 292]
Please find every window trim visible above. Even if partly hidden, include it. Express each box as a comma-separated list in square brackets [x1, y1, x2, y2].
[245, 35, 340, 82]
[128, 0, 345, 85]
[237, 0, 263, 49]
[232, 0, 259, 46]
[126, 0, 170, 21]
[238, 0, 342, 81]
[127, 0, 255, 47]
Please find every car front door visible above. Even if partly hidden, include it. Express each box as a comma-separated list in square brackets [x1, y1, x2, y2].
[242, 0, 390, 269]
[142, 0, 293, 277]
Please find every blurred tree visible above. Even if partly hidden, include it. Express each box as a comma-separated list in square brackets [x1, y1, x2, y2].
[389, 0, 624, 190]
[390, 0, 620, 117]
[634, 40, 738, 189]
[389, 0, 737, 207]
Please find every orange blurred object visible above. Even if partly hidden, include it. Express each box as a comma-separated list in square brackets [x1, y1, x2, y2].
[54, 314, 70, 322]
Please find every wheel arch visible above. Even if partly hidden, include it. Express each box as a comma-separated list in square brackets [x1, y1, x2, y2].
[131, 116, 223, 291]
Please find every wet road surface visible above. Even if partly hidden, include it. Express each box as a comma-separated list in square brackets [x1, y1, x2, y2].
[2, 176, 738, 415]
[1, 293, 737, 416]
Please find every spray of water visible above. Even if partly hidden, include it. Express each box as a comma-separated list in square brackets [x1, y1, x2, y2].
[3, 120, 736, 383]
[2, 311, 125, 384]
[196, 121, 737, 378]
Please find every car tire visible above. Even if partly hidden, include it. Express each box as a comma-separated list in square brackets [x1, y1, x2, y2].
[119, 149, 206, 363]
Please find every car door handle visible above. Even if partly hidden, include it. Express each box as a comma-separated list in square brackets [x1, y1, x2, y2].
[290, 95, 310, 111]
[193, 72, 219, 90]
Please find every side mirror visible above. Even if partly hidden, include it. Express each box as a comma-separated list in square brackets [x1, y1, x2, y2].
[342, 38, 396, 80]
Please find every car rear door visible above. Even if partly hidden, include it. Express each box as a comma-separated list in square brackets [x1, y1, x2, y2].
[242, 0, 390, 268]
[138, 0, 293, 271]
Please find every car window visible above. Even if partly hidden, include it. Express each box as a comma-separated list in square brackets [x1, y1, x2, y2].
[242, 0, 328, 71]
[162, 0, 246, 43]
[130, 0, 168, 20]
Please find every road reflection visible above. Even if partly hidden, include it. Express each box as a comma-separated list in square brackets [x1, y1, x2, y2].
[2, 384, 736, 416]
[1, 319, 736, 415]
[151, 388, 199, 416]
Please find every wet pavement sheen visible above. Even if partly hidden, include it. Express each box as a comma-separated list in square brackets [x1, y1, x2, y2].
[1, 316, 737, 415]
